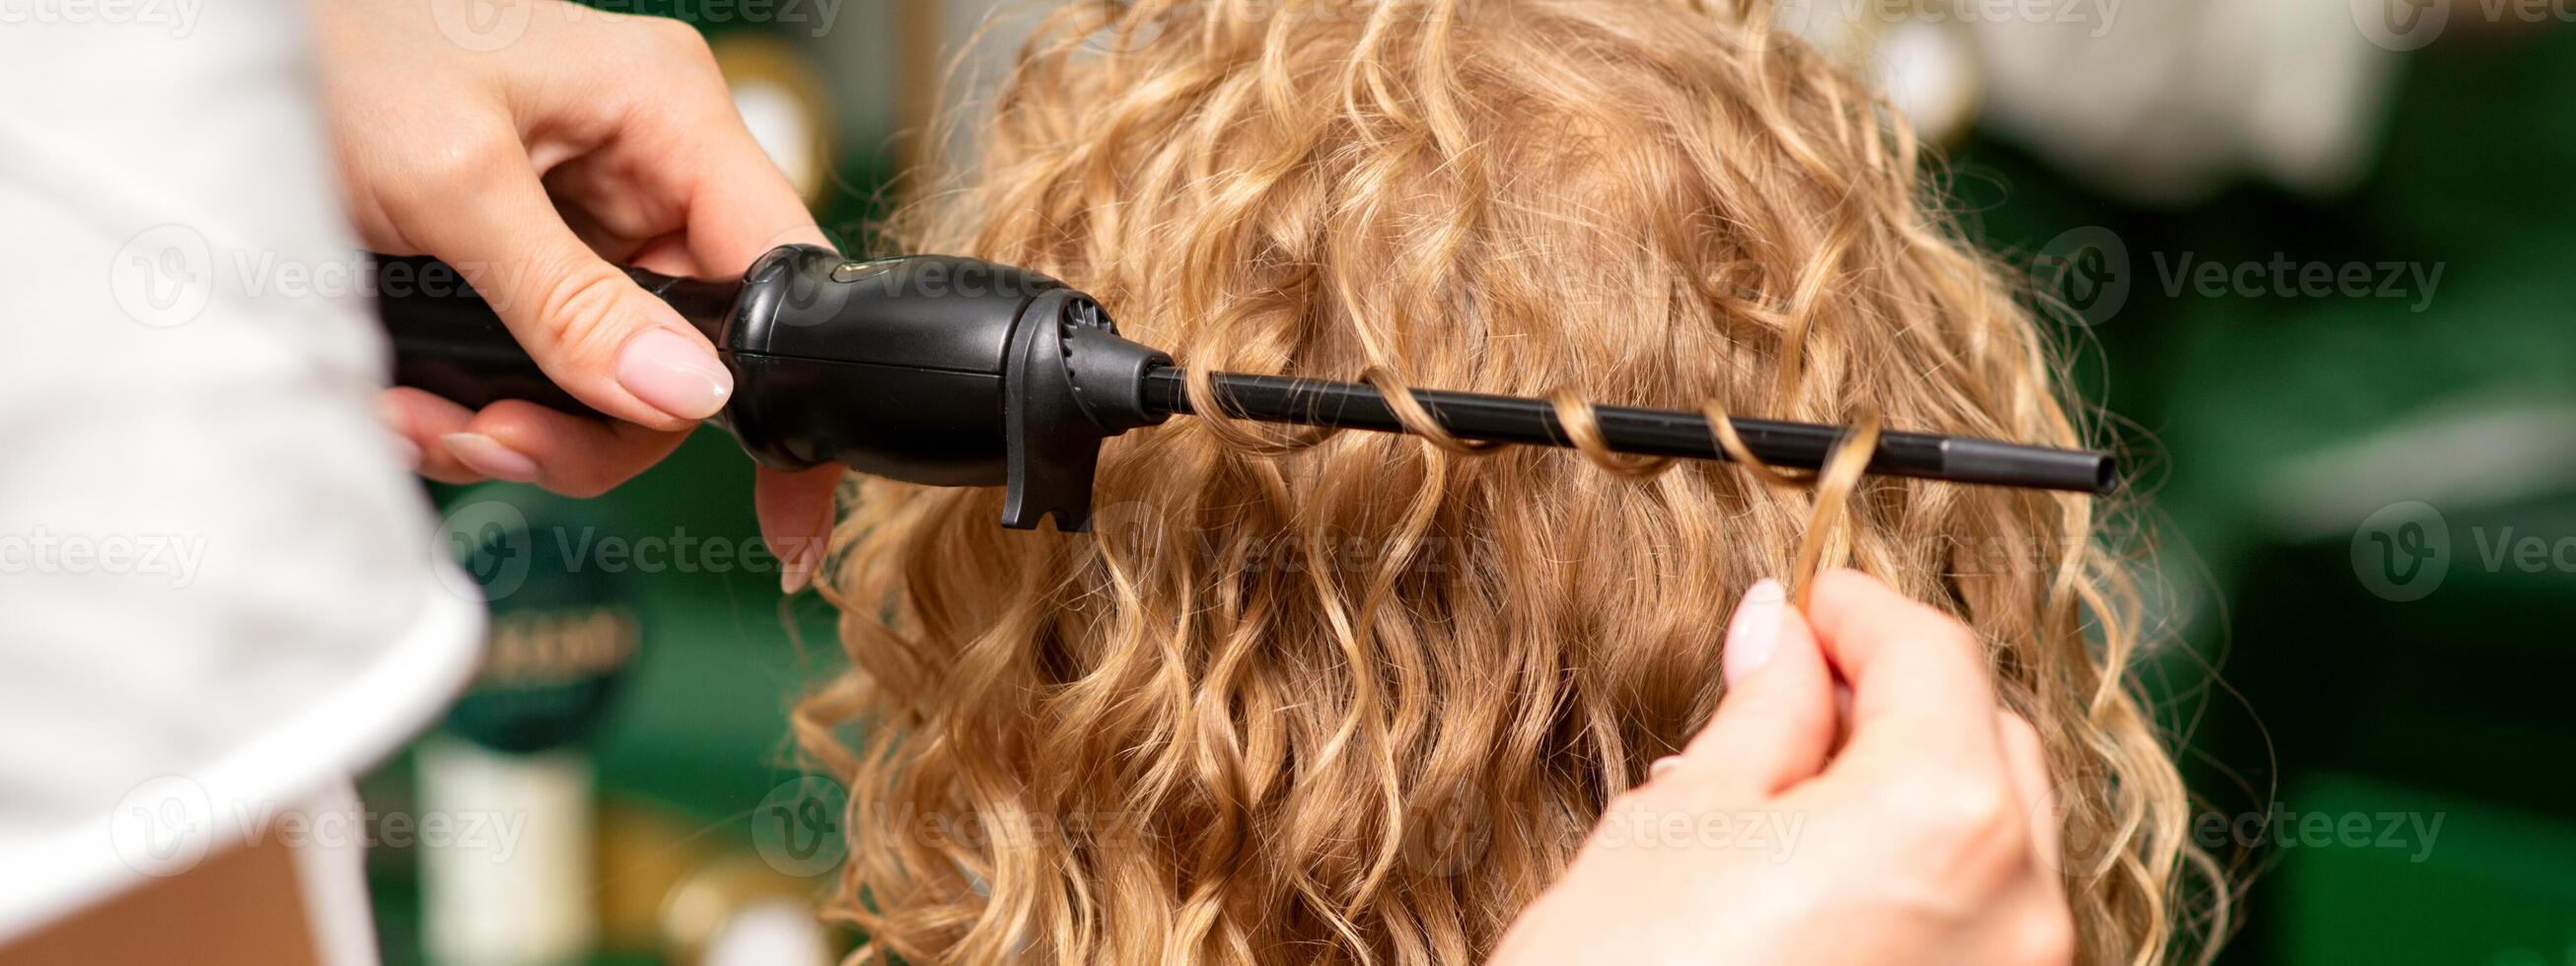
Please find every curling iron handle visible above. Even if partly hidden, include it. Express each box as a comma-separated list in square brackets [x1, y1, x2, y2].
[373, 254, 741, 418]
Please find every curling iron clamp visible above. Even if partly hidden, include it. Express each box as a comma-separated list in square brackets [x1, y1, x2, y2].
[375, 245, 2117, 532]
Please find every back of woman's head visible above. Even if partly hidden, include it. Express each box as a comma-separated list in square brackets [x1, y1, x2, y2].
[800, 1, 2213, 962]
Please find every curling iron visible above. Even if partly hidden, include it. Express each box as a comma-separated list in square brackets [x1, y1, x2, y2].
[375, 244, 2116, 531]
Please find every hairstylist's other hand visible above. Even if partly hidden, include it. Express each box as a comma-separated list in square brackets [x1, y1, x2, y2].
[1490, 570, 2074, 966]
[316, 0, 841, 589]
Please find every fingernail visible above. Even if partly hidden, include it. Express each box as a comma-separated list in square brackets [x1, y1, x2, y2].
[781, 502, 836, 595]
[441, 433, 540, 483]
[1723, 579, 1788, 684]
[780, 545, 817, 595]
[1648, 755, 1685, 779]
[380, 398, 419, 468]
[616, 327, 733, 420]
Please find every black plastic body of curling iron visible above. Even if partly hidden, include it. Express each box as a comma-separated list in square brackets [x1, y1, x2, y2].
[375, 245, 2116, 531]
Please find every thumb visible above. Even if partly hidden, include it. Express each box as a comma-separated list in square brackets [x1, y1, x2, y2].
[1669, 580, 1838, 795]
[415, 154, 733, 431]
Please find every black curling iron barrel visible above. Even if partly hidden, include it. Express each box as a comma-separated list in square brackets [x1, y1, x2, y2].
[376, 245, 2117, 531]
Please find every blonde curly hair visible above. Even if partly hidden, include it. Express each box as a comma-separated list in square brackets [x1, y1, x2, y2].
[797, 1, 2223, 962]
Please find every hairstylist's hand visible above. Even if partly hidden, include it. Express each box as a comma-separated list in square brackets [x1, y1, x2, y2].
[1491, 570, 2074, 966]
[315, 0, 841, 589]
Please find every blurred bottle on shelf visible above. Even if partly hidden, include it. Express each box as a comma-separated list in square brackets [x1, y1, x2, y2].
[421, 486, 639, 966]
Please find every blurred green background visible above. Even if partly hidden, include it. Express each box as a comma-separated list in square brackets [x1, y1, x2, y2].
[368, 4, 2576, 964]
[1946, 27, 2576, 964]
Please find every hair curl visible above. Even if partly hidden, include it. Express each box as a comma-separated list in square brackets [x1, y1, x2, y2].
[796, 1, 2223, 962]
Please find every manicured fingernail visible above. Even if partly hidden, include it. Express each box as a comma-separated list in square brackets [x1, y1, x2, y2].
[1723, 579, 1788, 684]
[1649, 755, 1685, 779]
[380, 397, 420, 468]
[780, 545, 817, 595]
[781, 503, 836, 594]
[441, 433, 539, 483]
[616, 327, 733, 420]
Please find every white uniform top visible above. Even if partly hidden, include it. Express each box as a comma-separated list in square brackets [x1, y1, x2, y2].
[0, 0, 482, 948]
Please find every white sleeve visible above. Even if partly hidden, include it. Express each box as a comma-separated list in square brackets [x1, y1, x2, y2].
[0, 0, 483, 940]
